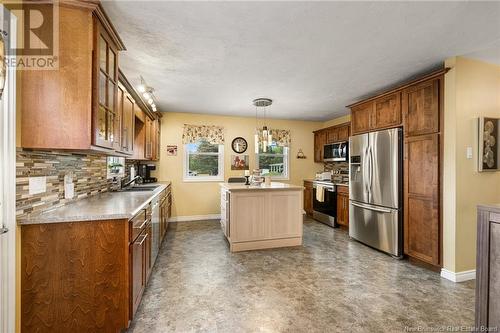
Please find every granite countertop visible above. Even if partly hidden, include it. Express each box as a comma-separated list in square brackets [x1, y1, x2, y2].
[18, 182, 171, 225]
[220, 182, 303, 191]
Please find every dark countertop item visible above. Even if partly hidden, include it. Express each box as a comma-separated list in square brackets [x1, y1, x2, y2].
[18, 182, 171, 225]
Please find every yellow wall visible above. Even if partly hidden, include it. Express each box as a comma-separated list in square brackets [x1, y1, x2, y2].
[323, 114, 350, 128]
[443, 57, 500, 272]
[154, 112, 323, 217]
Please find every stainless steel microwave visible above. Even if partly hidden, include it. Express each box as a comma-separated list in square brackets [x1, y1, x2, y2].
[324, 141, 348, 162]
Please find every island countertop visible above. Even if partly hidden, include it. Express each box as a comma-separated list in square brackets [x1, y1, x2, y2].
[17, 182, 171, 225]
[219, 182, 303, 191]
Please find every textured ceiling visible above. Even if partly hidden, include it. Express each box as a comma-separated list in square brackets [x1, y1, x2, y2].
[102, 1, 500, 121]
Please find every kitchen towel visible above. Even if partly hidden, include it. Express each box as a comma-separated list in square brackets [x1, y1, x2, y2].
[316, 185, 325, 202]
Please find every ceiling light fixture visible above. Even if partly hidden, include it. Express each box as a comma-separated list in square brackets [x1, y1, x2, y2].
[137, 76, 159, 112]
[253, 98, 273, 153]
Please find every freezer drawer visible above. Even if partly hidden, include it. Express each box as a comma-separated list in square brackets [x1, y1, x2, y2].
[349, 200, 402, 257]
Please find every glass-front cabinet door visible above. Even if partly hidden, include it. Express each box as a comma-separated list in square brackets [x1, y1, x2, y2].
[94, 22, 119, 149]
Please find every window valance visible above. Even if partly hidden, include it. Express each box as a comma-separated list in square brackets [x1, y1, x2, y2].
[182, 124, 225, 145]
[270, 129, 291, 147]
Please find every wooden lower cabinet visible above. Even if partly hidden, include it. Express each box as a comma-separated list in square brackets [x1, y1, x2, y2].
[336, 186, 349, 227]
[131, 227, 147, 318]
[476, 207, 500, 329]
[21, 185, 172, 333]
[21, 220, 130, 333]
[304, 181, 313, 216]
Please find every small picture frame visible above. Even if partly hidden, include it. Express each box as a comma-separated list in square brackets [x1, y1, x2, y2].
[231, 155, 249, 170]
[166, 145, 178, 156]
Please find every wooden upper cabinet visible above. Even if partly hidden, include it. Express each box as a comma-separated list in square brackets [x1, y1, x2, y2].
[402, 78, 440, 136]
[372, 92, 401, 130]
[117, 82, 135, 155]
[337, 125, 350, 141]
[20, 4, 125, 152]
[326, 127, 338, 143]
[145, 117, 153, 159]
[351, 102, 372, 135]
[314, 130, 327, 162]
[93, 19, 120, 149]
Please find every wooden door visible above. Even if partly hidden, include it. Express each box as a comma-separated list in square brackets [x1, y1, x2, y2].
[402, 78, 440, 136]
[351, 102, 372, 135]
[372, 92, 401, 129]
[337, 125, 350, 141]
[131, 232, 146, 317]
[93, 20, 119, 149]
[404, 134, 440, 266]
[303, 182, 313, 216]
[314, 130, 327, 162]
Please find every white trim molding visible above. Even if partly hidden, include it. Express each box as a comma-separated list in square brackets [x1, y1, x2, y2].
[440, 268, 476, 282]
[168, 214, 221, 222]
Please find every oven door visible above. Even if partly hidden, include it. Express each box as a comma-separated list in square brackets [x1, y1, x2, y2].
[312, 185, 337, 226]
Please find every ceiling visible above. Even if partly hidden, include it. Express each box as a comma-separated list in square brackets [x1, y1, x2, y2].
[102, 1, 500, 121]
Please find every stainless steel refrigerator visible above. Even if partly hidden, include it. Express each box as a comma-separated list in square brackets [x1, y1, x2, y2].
[349, 128, 403, 257]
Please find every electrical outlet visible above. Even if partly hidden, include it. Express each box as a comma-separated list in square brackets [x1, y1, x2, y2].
[29, 176, 46, 195]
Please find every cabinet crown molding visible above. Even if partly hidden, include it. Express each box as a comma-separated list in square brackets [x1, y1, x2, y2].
[346, 68, 450, 109]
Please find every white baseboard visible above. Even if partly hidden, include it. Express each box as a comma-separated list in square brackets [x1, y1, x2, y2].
[440, 268, 476, 282]
[168, 214, 221, 222]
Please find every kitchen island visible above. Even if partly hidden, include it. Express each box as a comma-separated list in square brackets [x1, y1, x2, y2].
[220, 182, 303, 252]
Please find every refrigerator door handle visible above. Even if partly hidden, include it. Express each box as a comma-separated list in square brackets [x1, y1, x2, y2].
[351, 201, 393, 214]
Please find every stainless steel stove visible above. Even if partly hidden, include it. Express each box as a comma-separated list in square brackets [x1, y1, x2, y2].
[312, 180, 337, 227]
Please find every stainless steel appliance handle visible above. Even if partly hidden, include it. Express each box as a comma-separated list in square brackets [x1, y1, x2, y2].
[369, 145, 374, 194]
[351, 201, 393, 214]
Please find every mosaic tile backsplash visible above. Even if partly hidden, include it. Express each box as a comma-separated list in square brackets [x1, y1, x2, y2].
[16, 149, 112, 218]
[324, 162, 349, 183]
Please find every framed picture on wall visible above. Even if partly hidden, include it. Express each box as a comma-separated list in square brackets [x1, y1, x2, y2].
[166, 145, 178, 156]
[231, 155, 249, 170]
[479, 117, 499, 172]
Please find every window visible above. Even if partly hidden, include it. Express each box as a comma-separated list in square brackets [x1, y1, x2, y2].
[256, 145, 289, 180]
[184, 139, 224, 182]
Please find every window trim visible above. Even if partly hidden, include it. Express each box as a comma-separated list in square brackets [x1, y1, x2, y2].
[183, 142, 224, 182]
[256, 146, 289, 180]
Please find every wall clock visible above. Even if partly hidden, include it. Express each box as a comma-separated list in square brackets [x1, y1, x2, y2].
[231, 137, 248, 154]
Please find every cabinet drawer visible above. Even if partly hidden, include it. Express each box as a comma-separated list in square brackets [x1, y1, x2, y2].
[337, 185, 349, 194]
[130, 209, 148, 242]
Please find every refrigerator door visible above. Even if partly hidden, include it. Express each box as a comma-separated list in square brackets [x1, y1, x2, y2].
[349, 200, 402, 256]
[368, 128, 401, 209]
[349, 133, 369, 204]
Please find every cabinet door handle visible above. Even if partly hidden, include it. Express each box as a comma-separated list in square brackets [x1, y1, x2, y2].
[138, 234, 148, 246]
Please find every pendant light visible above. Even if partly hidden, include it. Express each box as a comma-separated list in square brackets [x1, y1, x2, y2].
[253, 98, 273, 153]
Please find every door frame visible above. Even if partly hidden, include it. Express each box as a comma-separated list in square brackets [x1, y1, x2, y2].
[0, 6, 17, 333]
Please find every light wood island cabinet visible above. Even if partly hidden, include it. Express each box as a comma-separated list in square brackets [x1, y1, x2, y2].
[220, 182, 303, 252]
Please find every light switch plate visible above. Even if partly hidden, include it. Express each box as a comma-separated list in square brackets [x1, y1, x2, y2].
[466, 147, 473, 159]
[29, 176, 47, 195]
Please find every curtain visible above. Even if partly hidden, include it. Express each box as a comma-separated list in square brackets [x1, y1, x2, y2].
[270, 129, 291, 147]
[182, 124, 225, 145]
